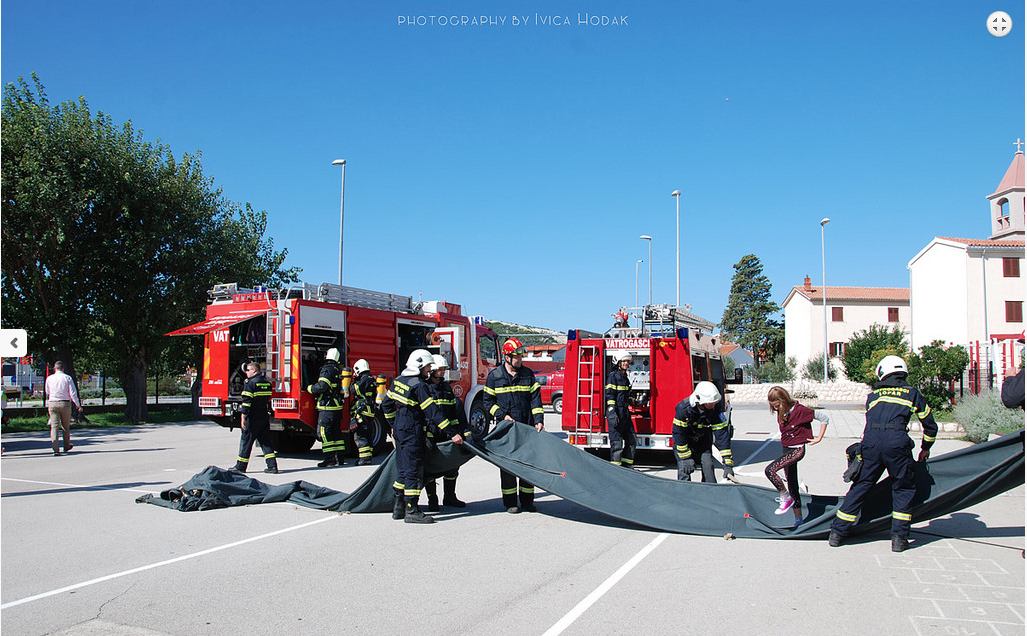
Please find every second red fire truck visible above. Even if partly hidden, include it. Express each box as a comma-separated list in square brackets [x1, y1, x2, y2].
[560, 304, 729, 453]
[168, 282, 501, 452]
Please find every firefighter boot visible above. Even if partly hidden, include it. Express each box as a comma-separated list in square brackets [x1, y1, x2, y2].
[891, 535, 910, 553]
[404, 496, 435, 524]
[392, 489, 406, 520]
[828, 530, 844, 548]
[264, 454, 279, 474]
[425, 480, 440, 512]
[317, 454, 338, 468]
[519, 487, 537, 513]
[442, 478, 466, 508]
[335, 452, 347, 467]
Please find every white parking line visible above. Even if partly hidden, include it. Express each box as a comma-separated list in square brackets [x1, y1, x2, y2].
[542, 533, 669, 636]
[0, 515, 338, 610]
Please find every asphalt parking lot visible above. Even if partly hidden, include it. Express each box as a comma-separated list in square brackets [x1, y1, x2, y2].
[1, 410, 1023, 636]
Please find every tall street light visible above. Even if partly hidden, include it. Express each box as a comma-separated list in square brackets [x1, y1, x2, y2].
[820, 217, 831, 383]
[634, 258, 644, 328]
[640, 235, 653, 306]
[671, 189, 681, 308]
[332, 159, 347, 286]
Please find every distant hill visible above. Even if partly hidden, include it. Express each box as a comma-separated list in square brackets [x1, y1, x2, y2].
[485, 320, 563, 345]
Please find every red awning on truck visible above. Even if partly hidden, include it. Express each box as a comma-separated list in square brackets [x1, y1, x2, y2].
[166, 308, 267, 336]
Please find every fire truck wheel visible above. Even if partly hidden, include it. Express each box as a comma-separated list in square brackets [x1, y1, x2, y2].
[552, 396, 563, 415]
[469, 395, 489, 437]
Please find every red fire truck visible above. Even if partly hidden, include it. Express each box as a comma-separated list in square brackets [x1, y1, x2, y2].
[168, 282, 500, 452]
[560, 304, 728, 453]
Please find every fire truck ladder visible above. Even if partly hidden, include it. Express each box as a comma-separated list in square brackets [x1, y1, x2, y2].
[575, 345, 598, 436]
[264, 306, 293, 392]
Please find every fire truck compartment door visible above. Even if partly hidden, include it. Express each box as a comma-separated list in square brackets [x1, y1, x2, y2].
[166, 309, 268, 336]
[431, 326, 463, 361]
[300, 306, 346, 332]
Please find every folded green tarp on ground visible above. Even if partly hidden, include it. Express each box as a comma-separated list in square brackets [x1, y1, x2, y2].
[137, 421, 1024, 540]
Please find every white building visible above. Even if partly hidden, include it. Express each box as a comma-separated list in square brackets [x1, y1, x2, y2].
[907, 147, 1025, 385]
[783, 276, 910, 371]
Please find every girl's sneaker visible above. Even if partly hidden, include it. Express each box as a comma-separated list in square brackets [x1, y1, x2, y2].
[774, 495, 795, 515]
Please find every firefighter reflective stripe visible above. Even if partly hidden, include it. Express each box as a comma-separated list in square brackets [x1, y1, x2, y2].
[392, 382, 410, 394]
[868, 396, 915, 411]
[492, 385, 536, 394]
[384, 411, 396, 420]
[916, 405, 932, 419]
[711, 421, 729, 431]
[264, 453, 276, 459]
[387, 391, 418, 407]
[531, 408, 544, 416]
[622, 457, 634, 465]
[892, 511, 912, 521]
[923, 434, 936, 443]
[241, 402, 251, 408]
[489, 404, 500, 416]
[358, 446, 373, 458]
[252, 391, 272, 397]
[237, 456, 249, 463]
[519, 486, 535, 494]
[404, 488, 421, 496]
[604, 384, 631, 391]
[419, 397, 435, 409]
[437, 418, 452, 430]
[607, 400, 617, 406]
[501, 487, 518, 495]
[675, 444, 692, 459]
[318, 404, 343, 411]
[673, 418, 688, 427]
[482, 385, 497, 395]
[434, 398, 458, 407]
[241, 390, 253, 398]
[720, 449, 734, 465]
[318, 377, 337, 388]
[393, 481, 405, 490]
[835, 510, 857, 522]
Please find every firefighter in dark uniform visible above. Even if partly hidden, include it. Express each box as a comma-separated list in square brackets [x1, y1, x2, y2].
[672, 381, 734, 482]
[307, 347, 347, 468]
[424, 354, 473, 511]
[381, 349, 457, 524]
[829, 355, 938, 553]
[483, 337, 546, 513]
[604, 351, 637, 467]
[233, 362, 278, 474]
[350, 358, 376, 465]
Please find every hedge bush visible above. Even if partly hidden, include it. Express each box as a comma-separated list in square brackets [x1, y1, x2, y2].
[953, 391, 1024, 443]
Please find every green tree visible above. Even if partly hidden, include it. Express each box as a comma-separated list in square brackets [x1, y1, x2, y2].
[843, 324, 908, 381]
[857, 347, 908, 385]
[751, 355, 796, 383]
[908, 340, 969, 412]
[720, 255, 783, 368]
[1, 76, 299, 422]
[801, 355, 838, 381]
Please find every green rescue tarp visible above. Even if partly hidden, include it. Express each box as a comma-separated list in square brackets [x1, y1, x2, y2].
[137, 422, 1024, 539]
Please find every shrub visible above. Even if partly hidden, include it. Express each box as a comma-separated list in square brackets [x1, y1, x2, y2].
[801, 355, 837, 381]
[844, 324, 908, 381]
[752, 356, 796, 383]
[857, 347, 908, 386]
[953, 391, 1025, 443]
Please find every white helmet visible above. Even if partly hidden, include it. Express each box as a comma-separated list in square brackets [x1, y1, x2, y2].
[431, 354, 449, 370]
[353, 359, 370, 375]
[325, 348, 341, 363]
[689, 381, 722, 406]
[876, 355, 908, 380]
[401, 349, 434, 376]
[614, 351, 632, 364]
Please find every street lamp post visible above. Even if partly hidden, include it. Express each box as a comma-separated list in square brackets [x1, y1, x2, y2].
[820, 217, 831, 383]
[671, 189, 681, 308]
[332, 159, 347, 286]
[640, 235, 653, 305]
[635, 258, 644, 328]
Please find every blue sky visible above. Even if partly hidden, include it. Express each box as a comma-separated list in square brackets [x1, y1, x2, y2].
[3, 1, 1024, 333]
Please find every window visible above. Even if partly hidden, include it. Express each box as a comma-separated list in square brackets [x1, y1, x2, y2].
[999, 198, 1010, 217]
[1003, 258, 1020, 278]
[831, 307, 844, 321]
[888, 307, 899, 322]
[1006, 301, 1023, 323]
[829, 342, 846, 357]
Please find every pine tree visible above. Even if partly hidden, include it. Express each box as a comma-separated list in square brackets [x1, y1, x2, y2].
[720, 255, 783, 367]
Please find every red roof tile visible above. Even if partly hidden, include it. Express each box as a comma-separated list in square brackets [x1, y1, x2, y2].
[937, 237, 1025, 247]
[790, 286, 909, 303]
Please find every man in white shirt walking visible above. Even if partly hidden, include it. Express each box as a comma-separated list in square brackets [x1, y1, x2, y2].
[45, 361, 80, 456]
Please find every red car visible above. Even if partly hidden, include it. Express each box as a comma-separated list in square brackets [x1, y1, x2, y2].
[537, 369, 565, 414]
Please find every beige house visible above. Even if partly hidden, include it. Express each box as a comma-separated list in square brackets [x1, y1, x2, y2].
[783, 278, 910, 372]
[907, 147, 1025, 386]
